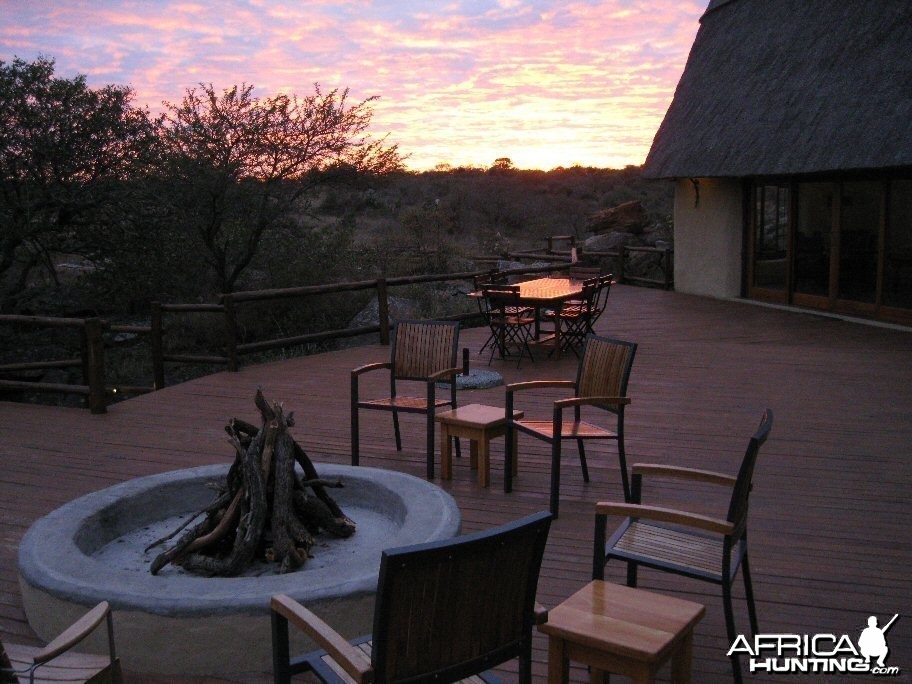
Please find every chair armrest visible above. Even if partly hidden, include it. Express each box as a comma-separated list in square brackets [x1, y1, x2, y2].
[554, 396, 630, 409]
[506, 380, 575, 393]
[271, 594, 372, 683]
[594, 502, 735, 535]
[31, 601, 112, 664]
[631, 463, 736, 487]
[351, 361, 391, 377]
[428, 366, 463, 381]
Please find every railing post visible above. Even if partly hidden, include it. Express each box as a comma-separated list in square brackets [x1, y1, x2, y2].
[617, 247, 626, 284]
[84, 317, 106, 414]
[223, 294, 239, 371]
[151, 301, 165, 389]
[377, 278, 390, 345]
[462, 348, 470, 376]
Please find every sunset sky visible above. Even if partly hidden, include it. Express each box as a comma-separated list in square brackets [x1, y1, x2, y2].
[1, 1, 706, 171]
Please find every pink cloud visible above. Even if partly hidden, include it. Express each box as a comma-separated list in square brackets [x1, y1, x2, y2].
[0, 0, 706, 169]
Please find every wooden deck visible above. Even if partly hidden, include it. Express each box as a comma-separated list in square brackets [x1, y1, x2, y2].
[2, 285, 911, 683]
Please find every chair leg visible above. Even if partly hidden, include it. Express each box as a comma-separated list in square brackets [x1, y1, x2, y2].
[518, 649, 533, 684]
[393, 409, 402, 451]
[742, 550, 759, 636]
[576, 438, 589, 482]
[426, 409, 435, 479]
[550, 438, 561, 518]
[350, 390, 360, 466]
[504, 421, 515, 493]
[616, 422, 630, 501]
[271, 611, 292, 684]
[723, 579, 744, 684]
[626, 561, 638, 588]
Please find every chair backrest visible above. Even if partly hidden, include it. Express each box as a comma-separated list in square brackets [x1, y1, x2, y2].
[482, 284, 523, 318]
[568, 266, 601, 281]
[370, 511, 553, 683]
[390, 319, 460, 381]
[593, 274, 614, 311]
[558, 278, 598, 317]
[726, 409, 773, 530]
[575, 335, 637, 404]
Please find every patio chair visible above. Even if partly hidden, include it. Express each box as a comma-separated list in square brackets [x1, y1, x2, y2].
[471, 275, 531, 357]
[587, 274, 614, 331]
[538, 277, 599, 357]
[1, 601, 121, 683]
[592, 409, 773, 684]
[271, 510, 553, 684]
[481, 284, 536, 367]
[351, 319, 461, 479]
[505, 335, 637, 517]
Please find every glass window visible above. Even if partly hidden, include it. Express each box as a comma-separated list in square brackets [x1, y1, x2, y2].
[752, 184, 789, 289]
[837, 181, 880, 303]
[794, 183, 833, 297]
[885, 180, 912, 308]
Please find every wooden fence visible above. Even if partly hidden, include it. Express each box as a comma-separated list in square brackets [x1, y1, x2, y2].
[0, 238, 673, 413]
[0, 315, 152, 414]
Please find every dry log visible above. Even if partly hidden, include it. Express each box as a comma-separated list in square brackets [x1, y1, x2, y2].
[150, 390, 355, 577]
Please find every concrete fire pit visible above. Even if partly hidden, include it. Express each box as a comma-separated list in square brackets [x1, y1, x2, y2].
[18, 463, 460, 675]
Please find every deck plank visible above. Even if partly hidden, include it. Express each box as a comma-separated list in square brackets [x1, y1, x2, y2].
[2, 284, 911, 682]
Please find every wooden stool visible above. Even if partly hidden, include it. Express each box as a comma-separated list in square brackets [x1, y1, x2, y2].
[538, 580, 705, 684]
[436, 404, 523, 487]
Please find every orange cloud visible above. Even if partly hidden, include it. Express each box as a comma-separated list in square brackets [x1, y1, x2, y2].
[0, 0, 706, 169]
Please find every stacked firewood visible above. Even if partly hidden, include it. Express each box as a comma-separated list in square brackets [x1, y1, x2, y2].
[150, 389, 355, 576]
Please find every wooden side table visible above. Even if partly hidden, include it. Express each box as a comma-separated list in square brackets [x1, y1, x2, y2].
[436, 404, 523, 487]
[538, 580, 705, 684]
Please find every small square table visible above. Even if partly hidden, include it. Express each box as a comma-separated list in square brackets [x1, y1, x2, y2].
[538, 580, 705, 683]
[436, 403, 523, 487]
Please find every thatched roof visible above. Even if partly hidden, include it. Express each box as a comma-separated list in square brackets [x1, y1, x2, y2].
[643, 0, 912, 179]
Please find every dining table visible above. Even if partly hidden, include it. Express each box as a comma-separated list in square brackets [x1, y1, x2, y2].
[471, 275, 588, 354]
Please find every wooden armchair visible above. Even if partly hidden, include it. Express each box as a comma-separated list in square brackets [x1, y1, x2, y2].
[505, 335, 637, 517]
[1, 601, 121, 684]
[351, 319, 461, 479]
[271, 511, 553, 684]
[593, 410, 773, 684]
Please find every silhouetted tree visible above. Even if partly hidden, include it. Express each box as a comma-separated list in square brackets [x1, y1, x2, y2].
[0, 56, 156, 310]
[157, 83, 402, 293]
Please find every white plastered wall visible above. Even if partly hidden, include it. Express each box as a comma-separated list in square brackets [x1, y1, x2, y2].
[672, 177, 744, 298]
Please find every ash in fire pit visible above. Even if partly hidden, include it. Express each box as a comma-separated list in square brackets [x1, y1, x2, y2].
[150, 389, 355, 576]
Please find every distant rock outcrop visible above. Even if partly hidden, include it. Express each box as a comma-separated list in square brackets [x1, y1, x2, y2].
[586, 200, 649, 235]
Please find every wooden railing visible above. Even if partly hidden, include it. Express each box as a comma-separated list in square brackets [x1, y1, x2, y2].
[150, 263, 560, 387]
[0, 242, 671, 412]
[500, 237, 674, 290]
[0, 315, 153, 414]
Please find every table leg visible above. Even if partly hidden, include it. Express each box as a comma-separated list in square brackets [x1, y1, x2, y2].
[548, 637, 569, 684]
[477, 435, 490, 487]
[470, 439, 479, 470]
[670, 630, 694, 684]
[440, 427, 452, 480]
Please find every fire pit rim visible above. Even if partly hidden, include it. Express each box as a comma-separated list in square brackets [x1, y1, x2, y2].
[18, 463, 460, 617]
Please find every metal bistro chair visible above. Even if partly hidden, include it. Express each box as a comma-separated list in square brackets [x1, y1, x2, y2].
[539, 277, 599, 357]
[271, 511, 553, 684]
[1, 601, 121, 684]
[351, 319, 461, 479]
[505, 335, 637, 518]
[482, 284, 536, 368]
[593, 410, 773, 683]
